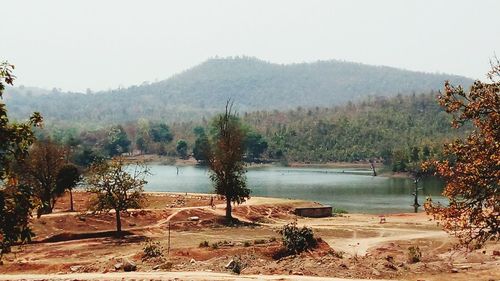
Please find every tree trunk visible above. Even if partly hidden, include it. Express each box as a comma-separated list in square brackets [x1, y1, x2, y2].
[69, 189, 74, 212]
[225, 196, 232, 220]
[115, 209, 122, 234]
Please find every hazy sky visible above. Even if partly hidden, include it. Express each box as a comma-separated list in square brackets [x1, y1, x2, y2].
[1, 0, 499, 92]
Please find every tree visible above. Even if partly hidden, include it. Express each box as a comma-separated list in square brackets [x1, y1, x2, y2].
[245, 131, 268, 161]
[0, 61, 42, 258]
[149, 123, 173, 143]
[176, 139, 188, 159]
[17, 140, 68, 215]
[206, 102, 250, 220]
[423, 61, 500, 248]
[193, 127, 209, 163]
[56, 164, 81, 211]
[103, 125, 131, 156]
[86, 158, 148, 234]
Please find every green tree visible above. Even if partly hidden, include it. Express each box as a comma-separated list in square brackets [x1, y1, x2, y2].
[104, 125, 131, 156]
[176, 139, 188, 159]
[193, 127, 209, 163]
[206, 102, 250, 220]
[245, 131, 268, 161]
[86, 158, 148, 234]
[149, 123, 173, 143]
[56, 164, 81, 211]
[0, 61, 42, 259]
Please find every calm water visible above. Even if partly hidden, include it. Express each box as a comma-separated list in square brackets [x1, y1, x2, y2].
[143, 165, 446, 214]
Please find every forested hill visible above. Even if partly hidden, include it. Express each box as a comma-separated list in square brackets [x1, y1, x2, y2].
[5, 56, 473, 125]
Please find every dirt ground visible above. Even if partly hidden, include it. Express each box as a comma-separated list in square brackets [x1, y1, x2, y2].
[0, 191, 498, 281]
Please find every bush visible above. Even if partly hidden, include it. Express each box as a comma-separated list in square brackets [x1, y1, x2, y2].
[211, 242, 219, 249]
[199, 241, 209, 248]
[407, 246, 422, 263]
[243, 241, 251, 247]
[279, 223, 317, 254]
[333, 208, 348, 214]
[254, 239, 266, 245]
[142, 241, 163, 260]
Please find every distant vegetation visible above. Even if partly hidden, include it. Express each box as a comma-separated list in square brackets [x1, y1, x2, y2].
[32, 92, 467, 171]
[5, 57, 472, 125]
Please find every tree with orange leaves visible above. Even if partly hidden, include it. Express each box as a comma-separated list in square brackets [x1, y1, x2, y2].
[424, 59, 499, 248]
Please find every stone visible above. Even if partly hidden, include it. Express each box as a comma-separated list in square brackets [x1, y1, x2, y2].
[70, 265, 82, 272]
[493, 250, 500, 256]
[372, 269, 381, 276]
[123, 260, 137, 272]
[225, 259, 235, 269]
[451, 268, 459, 273]
[188, 216, 200, 221]
[189, 258, 196, 264]
[114, 263, 123, 270]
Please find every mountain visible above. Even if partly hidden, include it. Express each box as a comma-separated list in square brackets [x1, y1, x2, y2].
[5, 56, 473, 125]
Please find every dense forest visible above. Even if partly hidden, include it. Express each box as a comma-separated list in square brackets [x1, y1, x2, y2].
[5, 57, 472, 125]
[35, 92, 466, 171]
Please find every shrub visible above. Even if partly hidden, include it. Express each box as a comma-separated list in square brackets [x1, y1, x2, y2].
[269, 236, 277, 242]
[243, 241, 251, 247]
[254, 239, 266, 245]
[199, 241, 209, 248]
[142, 241, 163, 260]
[279, 222, 317, 254]
[211, 242, 219, 249]
[333, 208, 348, 214]
[407, 246, 422, 263]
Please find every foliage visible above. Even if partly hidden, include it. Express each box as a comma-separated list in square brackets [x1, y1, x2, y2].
[16, 140, 68, 215]
[176, 139, 188, 159]
[244, 131, 268, 161]
[206, 102, 250, 220]
[103, 125, 131, 156]
[193, 127, 209, 162]
[149, 123, 173, 143]
[0, 185, 35, 259]
[56, 164, 80, 195]
[85, 158, 148, 233]
[56, 163, 81, 211]
[0, 61, 41, 260]
[279, 222, 317, 254]
[199, 240, 209, 247]
[407, 246, 422, 263]
[142, 241, 164, 260]
[423, 61, 500, 248]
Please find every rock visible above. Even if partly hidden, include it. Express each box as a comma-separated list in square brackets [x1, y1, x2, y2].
[339, 263, 348, 269]
[372, 269, 381, 276]
[160, 262, 173, 270]
[70, 265, 82, 272]
[0, 260, 3, 266]
[123, 260, 137, 272]
[451, 268, 459, 273]
[188, 216, 200, 221]
[384, 262, 397, 271]
[493, 250, 500, 256]
[77, 216, 86, 222]
[225, 259, 235, 269]
[128, 223, 137, 227]
[153, 265, 160, 270]
[114, 263, 123, 270]
[190, 258, 196, 264]
[292, 271, 303, 275]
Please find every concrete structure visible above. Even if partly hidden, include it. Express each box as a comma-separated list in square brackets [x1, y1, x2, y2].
[294, 206, 332, 218]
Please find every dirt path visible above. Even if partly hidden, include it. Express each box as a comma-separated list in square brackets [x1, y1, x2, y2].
[0, 272, 390, 281]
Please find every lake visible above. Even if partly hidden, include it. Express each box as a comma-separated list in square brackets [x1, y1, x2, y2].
[143, 165, 446, 214]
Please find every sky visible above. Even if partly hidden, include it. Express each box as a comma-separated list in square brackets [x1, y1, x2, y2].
[1, 0, 499, 92]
